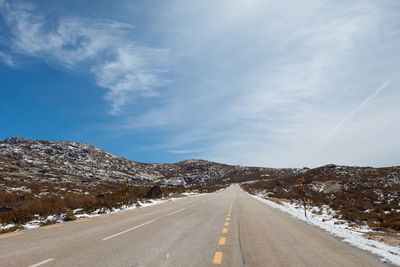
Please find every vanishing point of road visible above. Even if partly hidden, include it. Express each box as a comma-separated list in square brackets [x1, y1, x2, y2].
[0, 185, 390, 266]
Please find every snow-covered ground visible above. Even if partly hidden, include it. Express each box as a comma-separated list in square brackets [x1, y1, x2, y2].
[1, 192, 206, 233]
[250, 193, 400, 265]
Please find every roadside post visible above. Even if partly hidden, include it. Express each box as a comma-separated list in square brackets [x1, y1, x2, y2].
[125, 174, 128, 209]
[301, 176, 312, 217]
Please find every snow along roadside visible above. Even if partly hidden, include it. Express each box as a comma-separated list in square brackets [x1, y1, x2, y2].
[1, 192, 208, 233]
[75, 191, 208, 218]
[249, 193, 400, 266]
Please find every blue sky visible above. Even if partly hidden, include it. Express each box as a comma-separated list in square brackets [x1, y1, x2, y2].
[0, 0, 399, 167]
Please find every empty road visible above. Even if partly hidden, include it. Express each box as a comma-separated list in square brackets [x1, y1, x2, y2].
[0, 185, 390, 266]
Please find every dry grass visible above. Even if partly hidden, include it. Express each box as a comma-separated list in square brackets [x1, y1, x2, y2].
[0, 179, 223, 232]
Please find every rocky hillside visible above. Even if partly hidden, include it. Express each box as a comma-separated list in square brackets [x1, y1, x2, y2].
[0, 137, 301, 189]
[242, 164, 400, 231]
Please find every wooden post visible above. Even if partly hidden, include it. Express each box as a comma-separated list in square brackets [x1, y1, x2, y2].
[302, 176, 307, 217]
[125, 174, 128, 209]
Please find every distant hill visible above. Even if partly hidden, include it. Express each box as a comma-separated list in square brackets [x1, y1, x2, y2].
[0, 137, 301, 188]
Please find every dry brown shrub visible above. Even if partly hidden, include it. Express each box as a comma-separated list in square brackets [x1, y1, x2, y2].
[64, 193, 83, 210]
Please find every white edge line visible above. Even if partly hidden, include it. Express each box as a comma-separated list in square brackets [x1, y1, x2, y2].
[189, 196, 216, 207]
[102, 219, 157, 241]
[189, 195, 216, 207]
[29, 258, 55, 267]
[166, 208, 186, 216]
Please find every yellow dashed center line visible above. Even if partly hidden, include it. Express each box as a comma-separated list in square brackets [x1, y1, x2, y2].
[212, 199, 233, 265]
[213, 252, 223, 264]
[0, 232, 23, 239]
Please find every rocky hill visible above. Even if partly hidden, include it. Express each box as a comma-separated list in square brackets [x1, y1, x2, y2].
[0, 137, 301, 190]
[242, 163, 400, 232]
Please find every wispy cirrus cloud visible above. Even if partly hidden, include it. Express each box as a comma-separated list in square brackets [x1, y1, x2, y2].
[124, 0, 400, 167]
[322, 80, 391, 146]
[168, 148, 205, 154]
[0, 51, 15, 67]
[0, 0, 165, 114]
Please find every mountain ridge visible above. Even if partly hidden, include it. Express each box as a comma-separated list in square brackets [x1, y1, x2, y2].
[0, 137, 302, 187]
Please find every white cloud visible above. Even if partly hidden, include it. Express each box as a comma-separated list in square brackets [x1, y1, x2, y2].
[0, 0, 164, 114]
[0, 51, 15, 67]
[322, 80, 391, 146]
[1, 0, 399, 167]
[129, 0, 400, 167]
[168, 149, 204, 154]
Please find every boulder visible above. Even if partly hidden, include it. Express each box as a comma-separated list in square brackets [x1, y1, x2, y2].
[323, 183, 343, 193]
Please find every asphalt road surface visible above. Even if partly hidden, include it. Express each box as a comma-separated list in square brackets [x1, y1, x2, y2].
[0, 185, 391, 266]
